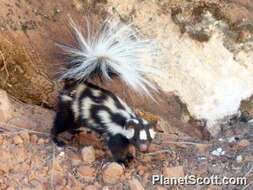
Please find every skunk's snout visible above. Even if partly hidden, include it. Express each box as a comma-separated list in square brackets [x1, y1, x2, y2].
[139, 143, 149, 152]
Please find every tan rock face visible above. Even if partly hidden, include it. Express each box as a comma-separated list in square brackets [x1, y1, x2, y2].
[81, 146, 96, 165]
[102, 162, 124, 184]
[105, 0, 253, 135]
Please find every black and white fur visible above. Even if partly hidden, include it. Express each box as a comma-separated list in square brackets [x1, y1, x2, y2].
[52, 18, 158, 164]
[52, 81, 156, 164]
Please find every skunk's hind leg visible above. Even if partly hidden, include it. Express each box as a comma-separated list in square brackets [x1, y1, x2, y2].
[107, 134, 133, 165]
[51, 100, 75, 146]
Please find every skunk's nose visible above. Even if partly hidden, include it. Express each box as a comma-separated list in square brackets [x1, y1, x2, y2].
[139, 144, 148, 152]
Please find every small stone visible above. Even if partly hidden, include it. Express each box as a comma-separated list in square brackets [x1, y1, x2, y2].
[102, 162, 124, 184]
[30, 135, 38, 144]
[163, 166, 185, 178]
[236, 155, 243, 163]
[19, 131, 30, 142]
[59, 152, 65, 157]
[238, 139, 250, 147]
[128, 177, 144, 190]
[102, 187, 110, 190]
[0, 90, 13, 122]
[211, 147, 225, 156]
[84, 185, 97, 190]
[81, 146, 96, 164]
[78, 165, 96, 182]
[13, 135, 23, 144]
[37, 138, 44, 144]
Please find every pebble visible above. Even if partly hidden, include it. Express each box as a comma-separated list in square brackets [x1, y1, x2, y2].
[78, 165, 96, 182]
[13, 135, 23, 144]
[81, 146, 96, 164]
[19, 131, 30, 142]
[102, 162, 124, 184]
[37, 138, 44, 144]
[211, 147, 225, 156]
[236, 155, 243, 163]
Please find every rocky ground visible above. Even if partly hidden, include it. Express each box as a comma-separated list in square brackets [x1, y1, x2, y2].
[0, 90, 253, 190]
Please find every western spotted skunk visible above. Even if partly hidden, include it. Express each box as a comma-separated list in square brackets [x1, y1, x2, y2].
[51, 18, 159, 164]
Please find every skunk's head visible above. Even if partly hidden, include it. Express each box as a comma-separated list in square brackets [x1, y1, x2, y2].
[125, 118, 156, 152]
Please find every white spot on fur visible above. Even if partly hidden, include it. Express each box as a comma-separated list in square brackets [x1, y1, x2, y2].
[61, 95, 73, 101]
[132, 119, 139, 124]
[98, 110, 134, 139]
[142, 119, 148, 125]
[139, 130, 147, 140]
[92, 89, 101, 97]
[149, 128, 156, 139]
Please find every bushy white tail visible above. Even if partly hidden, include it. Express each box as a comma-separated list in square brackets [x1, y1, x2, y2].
[58, 18, 160, 96]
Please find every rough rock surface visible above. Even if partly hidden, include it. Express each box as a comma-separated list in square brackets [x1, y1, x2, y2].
[0, 100, 252, 189]
[105, 0, 253, 135]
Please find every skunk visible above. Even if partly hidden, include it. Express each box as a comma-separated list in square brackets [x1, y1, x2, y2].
[51, 18, 158, 164]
